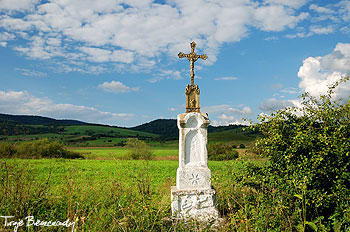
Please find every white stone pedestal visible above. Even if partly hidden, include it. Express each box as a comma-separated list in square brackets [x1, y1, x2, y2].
[171, 112, 219, 221]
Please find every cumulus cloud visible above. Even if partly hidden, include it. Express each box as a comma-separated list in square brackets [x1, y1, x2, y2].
[98, 81, 139, 93]
[0, 90, 134, 123]
[0, 0, 313, 73]
[0, 0, 39, 12]
[298, 43, 350, 99]
[259, 43, 350, 113]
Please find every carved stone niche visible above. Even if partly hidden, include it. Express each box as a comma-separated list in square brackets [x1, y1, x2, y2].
[171, 112, 219, 221]
[176, 112, 211, 189]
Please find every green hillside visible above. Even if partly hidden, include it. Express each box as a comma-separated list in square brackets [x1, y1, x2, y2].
[208, 128, 258, 146]
[0, 113, 259, 147]
[130, 119, 178, 138]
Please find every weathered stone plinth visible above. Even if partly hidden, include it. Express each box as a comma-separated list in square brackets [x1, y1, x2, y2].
[171, 112, 219, 221]
[171, 186, 219, 221]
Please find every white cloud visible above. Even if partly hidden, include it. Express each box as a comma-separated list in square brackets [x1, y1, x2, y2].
[253, 5, 308, 31]
[228, 106, 254, 115]
[264, 0, 309, 9]
[310, 25, 334, 34]
[298, 43, 350, 99]
[338, 0, 350, 21]
[15, 68, 47, 77]
[80, 47, 134, 63]
[264, 36, 279, 41]
[202, 104, 231, 114]
[259, 43, 350, 114]
[0, 0, 39, 12]
[0, 31, 15, 41]
[309, 4, 335, 14]
[259, 98, 300, 111]
[202, 104, 253, 115]
[280, 87, 298, 94]
[214, 76, 238, 81]
[0, 90, 134, 123]
[212, 114, 250, 126]
[98, 80, 139, 93]
[148, 69, 182, 83]
[0, 0, 312, 73]
[168, 108, 176, 111]
[0, 31, 17, 47]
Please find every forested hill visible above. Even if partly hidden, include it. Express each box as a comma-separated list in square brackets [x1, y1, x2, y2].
[0, 113, 88, 136]
[130, 119, 178, 138]
[0, 113, 87, 126]
[0, 113, 258, 141]
[130, 119, 252, 138]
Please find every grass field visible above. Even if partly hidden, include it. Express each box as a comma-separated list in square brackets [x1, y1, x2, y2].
[65, 125, 158, 138]
[208, 129, 256, 146]
[2, 145, 317, 231]
[1, 157, 263, 231]
[69, 147, 179, 159]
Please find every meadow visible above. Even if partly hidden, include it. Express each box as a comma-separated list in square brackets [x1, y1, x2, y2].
[1, 143, 347, 231]
[68, 147, 179, 160]
[0, 146, 279, 232]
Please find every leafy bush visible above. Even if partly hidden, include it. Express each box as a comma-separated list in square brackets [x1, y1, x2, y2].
[239, 143, 245, 148]
[0, 142, 16, 157]
[254, 76, 350, 230]
[0, 139, 83, 159]
[208, 143, 239, 161]
[126, 138, 153, 160]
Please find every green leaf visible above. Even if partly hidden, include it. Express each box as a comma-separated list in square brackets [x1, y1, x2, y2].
[305, 221, 318, 231]
[295, 224, 304, 232]
[294, 194, 303, 200]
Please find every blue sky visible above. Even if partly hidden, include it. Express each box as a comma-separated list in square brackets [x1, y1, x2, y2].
[1, 0, 350, 127]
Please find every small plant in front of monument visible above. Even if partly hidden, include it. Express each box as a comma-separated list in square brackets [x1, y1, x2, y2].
[126, 138, 154, 160]
[208, 143, 239, 161]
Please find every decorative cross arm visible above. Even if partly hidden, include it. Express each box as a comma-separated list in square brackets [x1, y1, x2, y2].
[178, 41, 207, 85]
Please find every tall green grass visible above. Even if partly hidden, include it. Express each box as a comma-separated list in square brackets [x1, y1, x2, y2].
[0, 157, 314, 231]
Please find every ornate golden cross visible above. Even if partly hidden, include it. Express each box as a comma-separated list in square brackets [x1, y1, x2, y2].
[178, 41, 207, 85]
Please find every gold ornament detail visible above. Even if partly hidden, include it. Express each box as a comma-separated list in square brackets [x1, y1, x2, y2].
[178, 41, 207, 113]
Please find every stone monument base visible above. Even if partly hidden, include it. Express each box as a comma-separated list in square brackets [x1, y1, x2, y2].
[171, 186, 220, 222]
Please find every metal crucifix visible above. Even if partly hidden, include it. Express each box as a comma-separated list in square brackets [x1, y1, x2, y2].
[178, 42, 207, 113]
[178, 41, 207, 86]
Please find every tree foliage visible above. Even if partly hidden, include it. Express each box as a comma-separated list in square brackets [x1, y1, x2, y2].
[0, 139, 83, 159]
[208, 143, 239, 161]
[126, 138, 154, 160]
[254, 76, 350, 230]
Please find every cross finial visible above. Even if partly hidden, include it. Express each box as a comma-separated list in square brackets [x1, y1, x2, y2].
[178, 41, 207, 85]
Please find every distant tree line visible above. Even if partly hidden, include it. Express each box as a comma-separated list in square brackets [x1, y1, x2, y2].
[0, 122, 64, 136]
